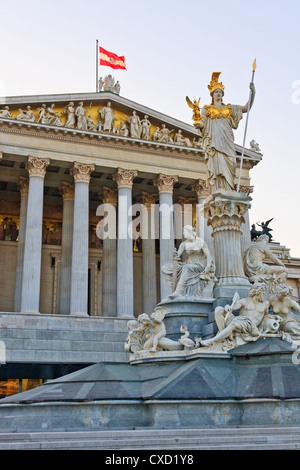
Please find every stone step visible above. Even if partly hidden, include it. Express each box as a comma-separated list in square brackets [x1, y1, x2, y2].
[0, 428, 300, 450]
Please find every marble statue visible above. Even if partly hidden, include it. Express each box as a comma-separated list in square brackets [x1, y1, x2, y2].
[269, 284, 300, 343]
[152, 127, 161, 142]
[116, 120, 129, 137]
[37, 104, 47, 124]
[75, 102, 91, 130]
[200, 283, 271, 350]
[16, 106, 36, 122]
[128, 111, 142, 138]
[125, 307, 197, 354]
[86, 115, 96, 131]
[113, 80, 121, 94]
[158, 124, 174, 143]
[99, 102, 116, 132]
[162, 225, 216, 299]
[174, 130, 192, 147]
[98, 77, 104, 92]
[44, 104, 63, 127]
[62, 102, 76, 129]
[193, 137, 202, 148]
[103, 75, 115, 92]
[243, 234, 288, 290]
[0, 106, 12, 119]
[140, 115, 151, 140]
[250, 139, 261, 153]
[196, 72, 255, 191]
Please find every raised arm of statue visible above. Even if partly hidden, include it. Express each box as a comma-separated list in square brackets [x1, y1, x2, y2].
[241, 82, 256, 113]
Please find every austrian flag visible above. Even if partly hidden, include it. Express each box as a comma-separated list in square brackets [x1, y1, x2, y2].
[99, 47, 126, 70]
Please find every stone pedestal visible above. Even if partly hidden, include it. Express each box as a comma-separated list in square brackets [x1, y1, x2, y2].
[158, 297, 214, 341]
[204, 190, 252, 301]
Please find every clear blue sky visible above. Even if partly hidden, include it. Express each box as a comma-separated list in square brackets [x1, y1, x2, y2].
[1, 0, 300, 255]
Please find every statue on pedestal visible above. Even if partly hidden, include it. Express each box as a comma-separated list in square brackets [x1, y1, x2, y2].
[195, 72, 255, 191]
[162, 225, 216, 299]
[200, 283, 274, 351]
[269, 284, 300, 343]
[125, 307, 198, 354]
[243, 234, 288, 291]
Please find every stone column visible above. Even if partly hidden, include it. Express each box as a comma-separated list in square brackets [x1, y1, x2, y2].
[239, 185, 254, 255]
[20, 156, 50, 313]
[58, 182, 74, 314]
[177, 196, 197, 233]
[204, 191, 251, 299]
[70, 162, 95, 316]
[100, 186, 118, 316]
[137, 191, 158, 314]
[113, 168, 138, 317]
[13, 177, 29, 312]
[191, 179, 214, 257]
[153, 174, 178, 301]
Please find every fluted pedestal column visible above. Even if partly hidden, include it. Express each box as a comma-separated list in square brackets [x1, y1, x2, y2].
[14, 177, 29, 312]
[137, 191, 158, 314]
[154, 174, 178, 301]
[58, 182, 74, 314]
[204, 190, 251, 299]
[100, 186, 118, 316]
[113, 168, 138, 317]
[238, 185, 254, 255]
[70, 162, 95, 316]
[20, 156, 50, 313]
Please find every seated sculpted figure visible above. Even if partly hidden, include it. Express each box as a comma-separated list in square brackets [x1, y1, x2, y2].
[125, 307, 196, 354]
[243, 234, 288, 291]
[162, 225, 216, 299]
[269, 283, 300, 343]
[200, 283, 270, 349]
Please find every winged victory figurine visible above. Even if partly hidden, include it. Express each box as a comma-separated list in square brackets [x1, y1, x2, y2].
[186, 96, 201, 127]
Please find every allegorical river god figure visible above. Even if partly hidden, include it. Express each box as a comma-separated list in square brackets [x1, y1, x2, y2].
[162, 225, 216, 299]
[196, 72, 255, 191]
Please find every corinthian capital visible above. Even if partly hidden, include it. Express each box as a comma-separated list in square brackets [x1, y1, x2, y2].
[153, 174, 178, 194]
[136, 191, 158, 209]
[100, 186, 118, 206]
[18, 176, 29, 197]
[71, 162, 95, 183]
[191, 179, 210, 199]
[25, 156, 50, 178]
[113, 168, 138, 189]
[60, 182, 75, 201]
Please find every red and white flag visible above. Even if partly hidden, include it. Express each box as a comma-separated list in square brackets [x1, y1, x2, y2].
[99, 47, 126, 70]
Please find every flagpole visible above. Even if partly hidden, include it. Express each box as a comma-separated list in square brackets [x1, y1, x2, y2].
[96, 39, 99, 92]
[237, 59, 256, 192]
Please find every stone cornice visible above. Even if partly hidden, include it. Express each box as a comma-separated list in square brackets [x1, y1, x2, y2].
[0, 118, 204, 160]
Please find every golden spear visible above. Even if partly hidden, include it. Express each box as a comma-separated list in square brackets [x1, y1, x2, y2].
[237, 59, 256, 193]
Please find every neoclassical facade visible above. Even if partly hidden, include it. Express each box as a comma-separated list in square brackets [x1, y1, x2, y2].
[0, 88, 299, 395]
